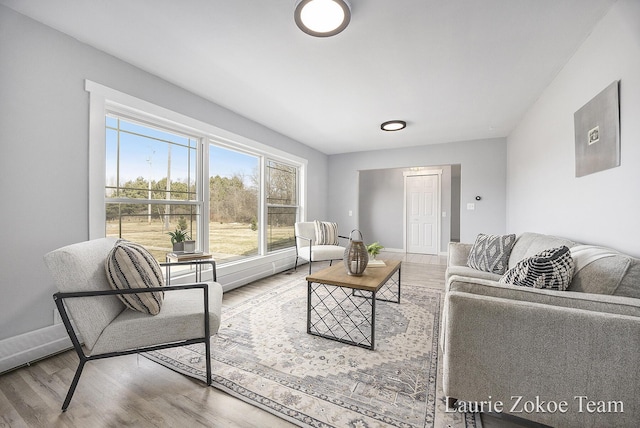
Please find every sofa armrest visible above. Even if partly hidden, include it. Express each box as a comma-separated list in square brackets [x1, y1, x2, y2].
[447, 242, 472, 267]
[443, 290, 640, 427]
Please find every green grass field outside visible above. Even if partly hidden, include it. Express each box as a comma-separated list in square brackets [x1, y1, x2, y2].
[107, 220, 295, 264]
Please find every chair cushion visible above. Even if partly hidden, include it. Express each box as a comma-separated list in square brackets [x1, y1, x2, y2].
[314, 220, 339, 245]
[91, 282, 223, 355]
[311, 245, 346, 261]
[500, 246, 575, 290]
[105, 240, 165, 315]
[467, 233, 516, 274]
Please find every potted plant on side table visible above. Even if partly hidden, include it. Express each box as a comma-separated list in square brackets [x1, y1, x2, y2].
[168, 228, 196, 253]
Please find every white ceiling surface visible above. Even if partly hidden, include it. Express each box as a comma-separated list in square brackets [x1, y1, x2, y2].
[1, 0, 615, 155]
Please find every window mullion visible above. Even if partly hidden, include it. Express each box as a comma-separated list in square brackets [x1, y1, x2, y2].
[200, 139, 210, 255]
[259, 156, 266, 256]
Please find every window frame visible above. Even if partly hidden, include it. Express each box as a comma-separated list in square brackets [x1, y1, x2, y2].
[104, 113, 203, 254]
[265, 158, 300, 253]
[87, 80, 307, 266]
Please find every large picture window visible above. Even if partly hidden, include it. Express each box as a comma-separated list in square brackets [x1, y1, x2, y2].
[90, 81, 306, 268]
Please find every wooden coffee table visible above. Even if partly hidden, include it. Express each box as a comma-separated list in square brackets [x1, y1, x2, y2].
[306, 260, 401, 350]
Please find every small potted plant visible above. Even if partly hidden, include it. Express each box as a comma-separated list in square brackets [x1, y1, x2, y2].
[168, 228, 195, 253]
[366, 242, 384, 260]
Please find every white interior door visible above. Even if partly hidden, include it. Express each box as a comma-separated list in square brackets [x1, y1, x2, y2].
[405, 174, 440, 255]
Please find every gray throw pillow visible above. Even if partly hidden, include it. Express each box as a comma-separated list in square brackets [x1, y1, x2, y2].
[467, 233, 516, 274]
[500, 246, 575, 290]
[105, 240, 165, 315]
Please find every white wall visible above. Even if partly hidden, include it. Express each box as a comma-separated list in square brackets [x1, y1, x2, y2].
[327, 138, 507, 247]
[506, 0, 640, 257]
[0, 6, 328, 345]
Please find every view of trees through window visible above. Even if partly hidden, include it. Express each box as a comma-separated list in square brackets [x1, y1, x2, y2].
[209, 145, 259, 262]
[208, 146, 298, 261]
[105, 115, 300, 263]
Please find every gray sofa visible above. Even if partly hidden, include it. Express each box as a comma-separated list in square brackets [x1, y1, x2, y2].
[442, 232, 640, 428]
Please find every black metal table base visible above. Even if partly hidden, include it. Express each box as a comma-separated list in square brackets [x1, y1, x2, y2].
[306, 270, 401, 350]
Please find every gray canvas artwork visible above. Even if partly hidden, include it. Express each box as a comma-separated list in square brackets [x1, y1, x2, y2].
[574, 80, 620, 177]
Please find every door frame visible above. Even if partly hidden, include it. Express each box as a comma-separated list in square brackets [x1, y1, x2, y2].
[403, 169, 442, 254]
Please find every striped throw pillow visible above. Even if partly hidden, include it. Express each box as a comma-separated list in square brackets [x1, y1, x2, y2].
[500, 246, 575, 290]
[314, 220, 339, 245]
[105, 240, 165, 315]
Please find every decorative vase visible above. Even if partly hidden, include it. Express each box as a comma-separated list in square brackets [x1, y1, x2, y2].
[183, 240, 196, 253]
[343, 229, 369, 276]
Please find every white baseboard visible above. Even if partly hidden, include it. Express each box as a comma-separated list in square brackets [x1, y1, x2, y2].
[219, 260, 296, 292]
[168, 253, 297, 292]
[0, 323, 72, 374]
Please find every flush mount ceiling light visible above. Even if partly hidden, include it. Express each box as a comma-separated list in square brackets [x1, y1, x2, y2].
[294, 0, 351, 37]
[381, 120, 407, 131]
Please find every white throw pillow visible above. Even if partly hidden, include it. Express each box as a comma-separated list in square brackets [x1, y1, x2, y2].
[314, 220, 339, 245]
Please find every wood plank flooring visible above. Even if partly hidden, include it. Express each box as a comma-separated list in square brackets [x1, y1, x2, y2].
[0, 252, 547, 428]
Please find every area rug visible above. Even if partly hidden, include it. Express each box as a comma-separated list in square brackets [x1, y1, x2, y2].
[145, 269, 480, 427]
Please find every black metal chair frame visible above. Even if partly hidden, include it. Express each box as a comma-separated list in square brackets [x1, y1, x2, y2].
[52, 260, 217, 412]
[294, 235, 348, 274]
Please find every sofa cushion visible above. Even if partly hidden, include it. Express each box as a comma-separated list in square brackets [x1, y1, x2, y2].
[105, 240, 165, 315]
[569, 248, 630, 295]
[614, 257, 640, 299]
[314, 220, 339, 245]
[467, 233, 516, 274]
[508, 232, 576, 269]
[500, 246, 574, 290]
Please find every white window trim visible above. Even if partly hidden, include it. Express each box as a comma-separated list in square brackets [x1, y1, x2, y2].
[86, 80, 307, 260]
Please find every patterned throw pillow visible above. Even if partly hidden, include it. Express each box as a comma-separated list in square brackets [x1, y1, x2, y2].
[105, 240, 165, 315]
[467, 233, 516, 274]
[314, 220, 339, 245]
[500, 246, 575, 290]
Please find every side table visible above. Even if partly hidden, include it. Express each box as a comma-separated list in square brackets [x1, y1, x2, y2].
[162, 253, 216, 285]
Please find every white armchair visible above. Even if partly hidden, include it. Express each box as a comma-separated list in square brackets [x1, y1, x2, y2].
[44, 237, 223, 411]
[294, 221, 346, 274]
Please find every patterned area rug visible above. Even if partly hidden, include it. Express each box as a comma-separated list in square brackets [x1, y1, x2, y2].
[145, 268, 480, 428]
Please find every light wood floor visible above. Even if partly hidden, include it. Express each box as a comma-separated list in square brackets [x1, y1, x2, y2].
[0, 252, 548, 428]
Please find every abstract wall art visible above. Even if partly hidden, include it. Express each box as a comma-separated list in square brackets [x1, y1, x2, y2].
[574, 80, 620, 177]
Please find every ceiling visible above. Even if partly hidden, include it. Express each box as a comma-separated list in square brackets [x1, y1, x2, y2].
[1, 0, 616, 155]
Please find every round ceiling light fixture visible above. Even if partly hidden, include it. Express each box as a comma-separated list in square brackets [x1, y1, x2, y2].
[294, 0, 351, 37]
[380, 120, 407, 131]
